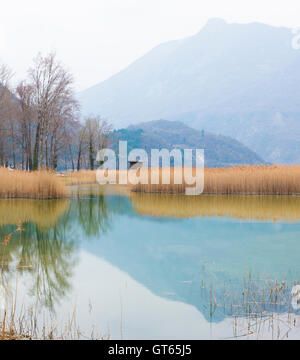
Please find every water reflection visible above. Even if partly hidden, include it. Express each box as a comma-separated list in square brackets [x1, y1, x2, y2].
[0, 219, 77, 309]
[0, 199, 68, 229]
[76, 194, 112, 237]
[130, 193, 300, 222]
[0, 191, 300, 338]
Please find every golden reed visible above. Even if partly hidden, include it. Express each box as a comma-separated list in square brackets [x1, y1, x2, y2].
[0, 168, 66, 199]
[64, 170, 98, 186]
[133, 165, 300, 195]
[62, 165, 300, 195]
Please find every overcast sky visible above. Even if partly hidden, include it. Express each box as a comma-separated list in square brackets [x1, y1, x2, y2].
[1, 0, 300, 91]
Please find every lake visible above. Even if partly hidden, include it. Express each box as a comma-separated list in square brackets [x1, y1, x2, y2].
[1, 189, 300, 339]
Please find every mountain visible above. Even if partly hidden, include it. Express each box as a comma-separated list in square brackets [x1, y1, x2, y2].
[79, 19, 300, 164]
[109, 120, 265, 167]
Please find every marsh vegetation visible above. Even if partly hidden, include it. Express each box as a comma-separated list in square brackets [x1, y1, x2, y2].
[2, 165, 300, 200]
[0, 168, 66, 199]
[133, 165, 300, 195]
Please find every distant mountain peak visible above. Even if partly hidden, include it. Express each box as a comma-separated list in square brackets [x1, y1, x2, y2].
[79, 20, 300, 164]
[203, 18, 227, 29]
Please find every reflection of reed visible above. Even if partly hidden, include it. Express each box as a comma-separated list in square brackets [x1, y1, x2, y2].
[197, 270, 300, 339]
[0, 199, 69, 229]
[130, 193, 300, 222]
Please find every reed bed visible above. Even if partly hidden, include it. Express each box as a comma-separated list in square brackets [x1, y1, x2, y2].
[0, 168, 66, 199]
[62, 170, 98, 186]
[133, 165, 300, 195]
[63, 169, 132, 187]
[209, 275, 300, 340]
[60, 165, 300, 195]
[204, 165, 300, 195]
[194, 267, 300, 339]
[64, 168, 187, 190]
[0, 300, 109, 340]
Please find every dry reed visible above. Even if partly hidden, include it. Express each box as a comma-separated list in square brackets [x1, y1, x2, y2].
[62, 170, 98, 186]
[63, 169, 133, 188]
[61, 165, 300, 195]
[221, 276, 300, 340]
[0, 300, 109, 340]
[133, 165, 300, 195]
[0, 168, 66, 199]
[197, 269, 300, 339]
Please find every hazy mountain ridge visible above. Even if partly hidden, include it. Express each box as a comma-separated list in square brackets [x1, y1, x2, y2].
[79, 19, 300, 163]
[110, 120, 265, 167]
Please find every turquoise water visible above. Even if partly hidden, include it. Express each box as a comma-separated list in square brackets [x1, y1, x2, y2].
[1, 193, 300, 339]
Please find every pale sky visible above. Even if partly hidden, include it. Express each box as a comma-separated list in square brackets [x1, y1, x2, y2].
[1, 0, 300, 91]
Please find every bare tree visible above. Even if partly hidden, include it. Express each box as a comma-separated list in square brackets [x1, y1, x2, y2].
[77, 116, 113, 171]
[16, 82, 36, 170]
[0, 56, 112, 172]
[0, 64, 14, 166]
[28, 52, 78, 170]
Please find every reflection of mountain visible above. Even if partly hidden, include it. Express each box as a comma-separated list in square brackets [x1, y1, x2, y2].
[2, 193, 300, 321]
[80, 195, 300, 321]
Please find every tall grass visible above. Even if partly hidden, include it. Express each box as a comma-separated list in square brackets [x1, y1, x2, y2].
[0, 298, 109, 340]
[0, 221, 109, 340]
[61, 165, 300, 195]
[63, 170, 98, 186]
[0, 168, 66, 199]
[133, 165, 300, 195]
[200, 273, 300, 340]
[204, 165, 300, 195]
[64, 170, 132, 188]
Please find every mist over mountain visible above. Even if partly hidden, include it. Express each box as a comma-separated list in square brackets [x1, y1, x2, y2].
[110, 120, 265, 167]
[79, 19, 300, 164]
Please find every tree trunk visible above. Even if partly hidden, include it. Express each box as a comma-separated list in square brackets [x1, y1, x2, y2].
[69, 144, 74, 171]
[33, 123, 40, 170]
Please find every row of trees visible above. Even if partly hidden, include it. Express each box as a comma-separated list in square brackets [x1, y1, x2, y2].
[0, 53, 112, 171]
